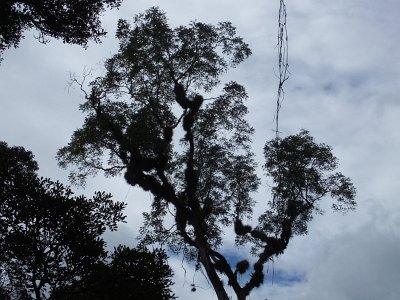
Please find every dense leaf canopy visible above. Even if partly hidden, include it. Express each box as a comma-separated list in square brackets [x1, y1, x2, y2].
[57, 7, 256, 253]
[50, 246, 176, 300]
[0, 0, 121, 60]
[0, 141, 126, 299]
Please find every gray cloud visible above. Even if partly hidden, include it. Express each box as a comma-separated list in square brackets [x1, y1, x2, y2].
[301, 205, 400, 300]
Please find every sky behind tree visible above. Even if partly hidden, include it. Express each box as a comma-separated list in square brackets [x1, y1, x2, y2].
[1, 0, 399, 299]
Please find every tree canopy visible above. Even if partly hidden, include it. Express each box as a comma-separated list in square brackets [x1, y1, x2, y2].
[0, 0, 122, 60]
[57, 7, 356, 300]
[50, 245, 176, 300]
[0, 141, 126, 299]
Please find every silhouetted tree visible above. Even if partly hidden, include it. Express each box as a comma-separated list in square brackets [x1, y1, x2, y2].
[0, 141, 126, 300]
[0, 0, 122, 60]
[50, 245, 176, 300]
[0, 285, 12, 300]
[57, 7, 356, 300]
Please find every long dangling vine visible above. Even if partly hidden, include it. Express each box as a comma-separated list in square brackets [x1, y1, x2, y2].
[274, 0, 289, 138]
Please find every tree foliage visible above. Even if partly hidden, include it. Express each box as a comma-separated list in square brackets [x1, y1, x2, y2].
[0, 141, 126, 300]
[58, 7, 356, 300]
[0, 0, 122, 60]
[50, 245, 176, 300]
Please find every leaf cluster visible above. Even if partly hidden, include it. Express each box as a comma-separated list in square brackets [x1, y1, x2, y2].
[50, 246, 176, 300]
[0, 141, 126, 299]
[259, 129, 356, 238]
[0, 0, 122, 61]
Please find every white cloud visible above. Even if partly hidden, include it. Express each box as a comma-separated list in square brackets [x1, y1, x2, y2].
[299, 206, 400, 300]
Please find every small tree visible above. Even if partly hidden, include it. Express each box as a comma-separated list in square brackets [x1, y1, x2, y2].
[50, 245, 176, 300]
[0, 0, 122, 60]
[0, 141, 126, 299]
[58, 7, 356, 300]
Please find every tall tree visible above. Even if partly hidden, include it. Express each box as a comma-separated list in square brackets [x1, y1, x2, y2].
[58, 7, 356, 300]
[0, 0, 122, 60]
[0, 141, 126, 300]
[50, 245, 176, 300]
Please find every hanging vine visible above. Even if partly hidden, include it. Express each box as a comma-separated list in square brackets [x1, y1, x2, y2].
[272, 0, 290, 232]
[274, 0, 290, 138]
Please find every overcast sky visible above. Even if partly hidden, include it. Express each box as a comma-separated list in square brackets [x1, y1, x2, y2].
[1, 0, 399, 299]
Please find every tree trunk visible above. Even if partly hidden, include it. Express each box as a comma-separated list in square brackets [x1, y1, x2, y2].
[237, 293, 247, 300]
[32, 281, 42, 300]
[198, 246, 230, 300]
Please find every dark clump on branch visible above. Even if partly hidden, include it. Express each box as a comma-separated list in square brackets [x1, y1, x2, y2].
[174, 83, 204, 112]
[190, 95, 204, 112]
[213, 260, 226, 273]
[253, 262, 263, 273]
[175, 209, 188, 231]
[234, 219, 252, 235]
[174, 82, 203, 140]
[250, 229, 270, 242]
[236, 260, 250, 274]
[185, 168, 198, 196]
[124, 164, 139, 186]
[183, 113, 195, 133]
[174, 83, 190, 109]
[163, 126, 173, 143]
[155, 126, 173, 169]
[136, 157, 158, 172]
[182, 96, 203, 139]
[249, 262, 264, 288]
[202, 197, 213, 216]
[250, 270, 264, 287]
